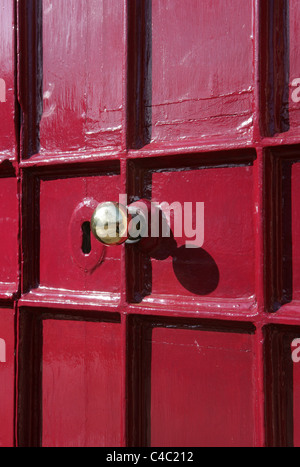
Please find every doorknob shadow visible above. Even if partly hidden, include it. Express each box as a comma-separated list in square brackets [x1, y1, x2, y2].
[128, 220, 220, 303]
[147, 234, 220, 296]
[147, 211, 219, 297]
[172, 245, 220, 296]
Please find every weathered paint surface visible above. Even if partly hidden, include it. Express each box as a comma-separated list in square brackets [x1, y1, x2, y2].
[0, 0, 299, 447]
[0, 0, 15, 158]
[0, 310, 15, 447]
[40, 0, 124, 153]
[42, 319, 122, 447]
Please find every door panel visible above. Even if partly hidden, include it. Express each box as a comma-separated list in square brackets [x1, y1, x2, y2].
[40, 0, 124, 154]
[0, 309, 15, 447]
[264, 326, 299, 447]
[22, 163, 122, 305]
[39, 169, 121, 295]
[127, 317, 256, 447]
[151, 0, 254, 143]
[149, 325, 256, 447]
[42, 319, 122, 447]
[0, 170, 18, 298]
[0, 0, 15, 158]
[284, 157, 300, 304]
[17, 308, 122, 447]
[127, 152, 256, 307]
[266, 149, 300, 312]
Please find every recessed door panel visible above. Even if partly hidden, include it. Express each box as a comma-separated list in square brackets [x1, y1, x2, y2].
[150, 327, 255, 447]
[23, 164, 122, 303]
[265, 326, 300, 447]
[0, 0, 15, 157]
[291, 162, 300, 301]
[151, 0, 254, 144]
[0, 173, 18, 297]
[42, 318, 122, 447]
[267, 152, 300, 311]
[0, 309, 15, 447]
[128, 319, 256, 447]
[127, 153, 255, 307]
[40, 0, 124, 154]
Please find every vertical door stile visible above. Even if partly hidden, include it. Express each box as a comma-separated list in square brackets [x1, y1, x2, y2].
[253, 1, 267, 439]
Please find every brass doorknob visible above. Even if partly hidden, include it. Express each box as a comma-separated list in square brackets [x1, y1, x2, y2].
[91, 200, 162, 251]
[91, 202, 130, 246]
[91, 200, 151, 246]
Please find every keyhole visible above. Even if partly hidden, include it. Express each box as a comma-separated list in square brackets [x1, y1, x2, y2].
[81, 221, 92, 255]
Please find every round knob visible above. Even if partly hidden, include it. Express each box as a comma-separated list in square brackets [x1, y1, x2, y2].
[91, 202, 130, 246]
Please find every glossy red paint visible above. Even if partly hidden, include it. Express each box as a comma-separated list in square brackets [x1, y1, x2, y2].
[0, 308, 15, 447]
[0, 0, 16, 159]
[0, 169, 19, 298]
[149, 326, 256, 447]
[151, 0, 254, 144]
[0, 2, 18, 301]
[0, 0, 300, 448]
[42, 318, 122, 447]
[40, 0, 124, 154]
[126, 152, 256, 307]
[37, 165, 122, 299]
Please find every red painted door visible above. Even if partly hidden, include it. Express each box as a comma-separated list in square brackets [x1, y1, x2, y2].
[0, 0, 299, 447]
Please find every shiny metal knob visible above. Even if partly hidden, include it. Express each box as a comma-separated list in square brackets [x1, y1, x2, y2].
[91, 202, 130, 246]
